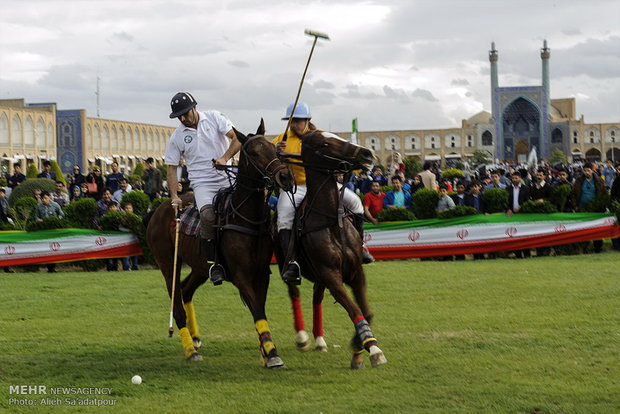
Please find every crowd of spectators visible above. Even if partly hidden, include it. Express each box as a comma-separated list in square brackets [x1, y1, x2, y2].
[1, 156, 191, 273]
[2, 154, 619, 272]
[354, 157, 620, 257]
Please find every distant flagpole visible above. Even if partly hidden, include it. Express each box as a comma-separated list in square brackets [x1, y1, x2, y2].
[351, 118, 358, 145]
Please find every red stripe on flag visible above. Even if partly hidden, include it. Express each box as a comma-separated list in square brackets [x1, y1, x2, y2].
[369, 225, 620, 260]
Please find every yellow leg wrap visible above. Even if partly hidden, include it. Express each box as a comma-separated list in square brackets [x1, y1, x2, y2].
[179, 327, 196, 359]
[183, 302, 199, 338]
[362, 337, 377, 347]
[255, 319, 275, 356]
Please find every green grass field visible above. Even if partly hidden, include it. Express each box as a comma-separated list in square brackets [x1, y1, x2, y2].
[0, 254, 618, 413]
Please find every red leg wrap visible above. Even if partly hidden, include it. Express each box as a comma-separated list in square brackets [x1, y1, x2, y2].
[291, 296, 305, 332]
[312, 304, 323, 338]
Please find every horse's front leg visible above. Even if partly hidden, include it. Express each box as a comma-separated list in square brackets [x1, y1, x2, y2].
[234, 265, 285, 369]
[321, 270, 386, 369]
[165, 266, 201, 361]
[312, 283, 327, 352]
[181, 270, 209, 351]
[288, 284, 311, 352]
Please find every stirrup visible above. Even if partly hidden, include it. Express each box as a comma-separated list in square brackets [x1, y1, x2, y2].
[209, 263, 226, 286]
[282, 261, 301, 285]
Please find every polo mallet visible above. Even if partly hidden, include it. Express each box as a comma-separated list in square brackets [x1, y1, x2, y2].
[168, 205, 182, 337]
[282, 29, 330, 142]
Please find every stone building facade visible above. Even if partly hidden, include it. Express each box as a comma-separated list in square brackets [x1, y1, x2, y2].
[2, 41, 618, 178]
[352, 41, 619, 169]
[1, 99, 173, 176]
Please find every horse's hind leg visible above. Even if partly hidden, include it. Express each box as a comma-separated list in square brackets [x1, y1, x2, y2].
[312, 284, 327, 352]
[288, 284, 311, 352]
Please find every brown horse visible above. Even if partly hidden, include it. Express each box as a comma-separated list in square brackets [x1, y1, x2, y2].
[278, 130, 387, 369]
[146, 120, 292, 367]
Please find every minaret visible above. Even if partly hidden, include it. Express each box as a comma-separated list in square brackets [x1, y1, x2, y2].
[489, 42, 499, 123]
[541, 40, 551, 120]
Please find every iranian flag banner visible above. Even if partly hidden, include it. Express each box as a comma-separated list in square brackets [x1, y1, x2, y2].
[0, 229, 143, 266]
[364, 212, 620, 260]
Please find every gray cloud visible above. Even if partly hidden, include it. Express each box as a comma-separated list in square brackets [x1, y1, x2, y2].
[451, 78, 469, 86]
[562, 28, 582, 36]
[411, 88, 438, 102]
[111, 31, 133, 42]
[313, 80, 334, 89]
[0, 0, 617, 132]
[228, 60, 250, 68]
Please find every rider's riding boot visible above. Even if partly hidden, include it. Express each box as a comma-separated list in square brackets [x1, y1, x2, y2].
[278, 229, 301, 285]
[353, 214, 375, 264]
[202, 238, 225, 286]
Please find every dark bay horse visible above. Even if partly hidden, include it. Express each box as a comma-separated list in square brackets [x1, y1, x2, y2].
[278, 130, 387, 369]
[146, 120, 292, 367]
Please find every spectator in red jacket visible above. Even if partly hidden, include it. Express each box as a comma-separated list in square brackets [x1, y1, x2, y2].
[363, 180, 386, 225]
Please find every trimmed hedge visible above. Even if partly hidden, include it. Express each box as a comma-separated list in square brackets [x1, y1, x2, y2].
[26, 164, 39, 178]
[99, 210, 154, 265]
[13, 197, 38, 221]
[519, 200, 558, 214]
[377, 208, 416, 222]
[411, 188, 439, 219]
[437, 205, 479, 219]
[553, 184, 572, 212]
[150, 196, 169, 211]
[482, 188, 508, 213]
[63, 198, 97, 229]
[121, 191, 150, 216]
[26, 216, 70, 232]
[8, 178, 56, 207]
[611, 200, 620, 222]
[50, 160, 66, 185]
[583, 193, 611, 213]
[440, 168, 465, 181]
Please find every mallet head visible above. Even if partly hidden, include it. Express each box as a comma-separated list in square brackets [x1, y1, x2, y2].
[304, 29, 330, 40]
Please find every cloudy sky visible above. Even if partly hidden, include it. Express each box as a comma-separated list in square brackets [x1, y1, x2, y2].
[1, 0, 618, 136]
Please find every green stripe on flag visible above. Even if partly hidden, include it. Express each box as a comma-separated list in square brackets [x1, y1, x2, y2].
[0, 228, 127, 243]
[364, 212, 616, 231]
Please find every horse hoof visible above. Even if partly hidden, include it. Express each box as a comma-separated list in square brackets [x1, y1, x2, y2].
[314, 336, 328, 352]
[188, 352, 203, 362]
[350, 353, 365, 370]
[266, 356, 285, 369]
[369, 346, 387, 368]
[295, 330, 311, 352]
[193, 337, 202, 350]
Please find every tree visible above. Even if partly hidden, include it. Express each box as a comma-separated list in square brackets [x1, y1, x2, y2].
[403, 157, 422, 179]
[50, 160, 66, 185]
[133, 162, 145, 177]
[26, 163, 39, 178]
[472, 150, 492, 167]
[548, 148, 567, 166]
[440, 168, 465, 181]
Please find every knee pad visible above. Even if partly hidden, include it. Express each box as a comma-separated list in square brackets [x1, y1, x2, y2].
[199, 204, 216, 240]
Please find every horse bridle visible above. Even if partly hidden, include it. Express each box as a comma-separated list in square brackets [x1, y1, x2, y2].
[217, 135, 288, 227]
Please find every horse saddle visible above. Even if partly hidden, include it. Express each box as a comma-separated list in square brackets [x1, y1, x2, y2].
[179, 206, 200, 237]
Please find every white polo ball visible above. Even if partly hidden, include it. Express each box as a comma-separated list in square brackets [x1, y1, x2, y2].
[131, 375, 142, 385]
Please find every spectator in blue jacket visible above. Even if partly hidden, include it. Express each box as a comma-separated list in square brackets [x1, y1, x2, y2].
[383, 175, 412, 209]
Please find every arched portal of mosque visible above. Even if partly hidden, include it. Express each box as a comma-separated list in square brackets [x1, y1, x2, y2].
[502, 97, 541, 162]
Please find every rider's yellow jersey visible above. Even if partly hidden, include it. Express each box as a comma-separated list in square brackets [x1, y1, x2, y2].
[272, 130, 306, 185]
